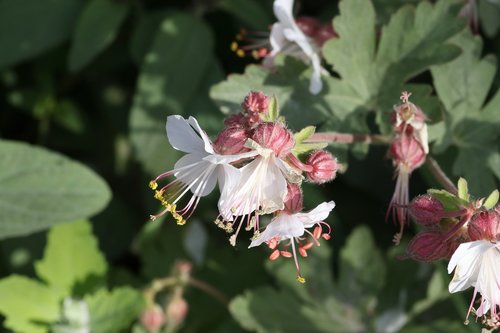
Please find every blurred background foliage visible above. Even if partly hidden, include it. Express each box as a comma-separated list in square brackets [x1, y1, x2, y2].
[0, 0, 499, 332]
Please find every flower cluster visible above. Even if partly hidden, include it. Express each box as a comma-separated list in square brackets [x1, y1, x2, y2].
[387, 91, 429, 244]
[149, 91, 338, 282]
[231, 0, 337, 95]
[406, 180, 500, 327]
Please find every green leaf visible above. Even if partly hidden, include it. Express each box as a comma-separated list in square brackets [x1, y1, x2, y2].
[0, 275, 61, 333]
[294, 126, 316, 144]
[0, 140, 111, 239]
[68, 0, 129, 71]
[427, 189, 467, 211]
[85, 287, 145, 333]
[129, 12, 213, 176]
[457, 177, 469, 201]
[322, 0, 464, 129]
[129, 10, 170, 65]
[35, 220, 107, 296]
[479, 0, 500, 37]
[483, 189, 499, 210]
[338, 226, 386, 297]
[216, 0, 272, 30]
[431, 29, 500, 196]
[261, 95, 280, 122]
[0, 0, 84, 68]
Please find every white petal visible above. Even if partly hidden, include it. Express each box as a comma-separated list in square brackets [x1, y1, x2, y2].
[174, 153, 217, 197]
[475, 243, 500, 309]
[309, 54, 323, 95]
[187, 116, 215, 154]
[217, 164, 242, 218]
[249, 214, 304, 248]
[269, 23, 287, 53]
[296, 201, 335, 228]
[273, 0, 295, 28]
[166, 115, 206, 154]
[415, 124, 429, 154]
[203, 150, 258, 165]
[448, 240, 494, 293]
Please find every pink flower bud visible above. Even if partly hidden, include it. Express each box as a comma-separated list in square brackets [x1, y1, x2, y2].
[295, 16, 321, 37]
[468, 210, 500, 241]
[390, 133, 426, 172]
[166, 297, 188, 328]
[408, 195, 445, 225]
[314, 23, 337, 47]
[140, 305, 166, 333]
[283, 183, 303, 213]
[224, 113, 247, 128]
[305, 150, 338, 184]
[406, 231, 451, 262]
[252, 122, 295, 157]
[242, 91, 269, 115]
[213, 127, 250, 155]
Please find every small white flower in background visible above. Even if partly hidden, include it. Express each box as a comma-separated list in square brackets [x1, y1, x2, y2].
[267, 0, 324, 94]
[448, 240, 500, 324]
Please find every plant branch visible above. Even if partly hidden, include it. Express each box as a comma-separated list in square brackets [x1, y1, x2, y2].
[306, 132, 392, 145]
[425, 157, 458, 194]
[188, 277, 229, 306]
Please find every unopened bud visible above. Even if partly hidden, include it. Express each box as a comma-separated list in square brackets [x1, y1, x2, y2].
[305, 150, 338, 184]
[242, 91, 269, 115]
[283, 183, 303, 213]
[314, 23, 337, 47]
[390, 134, 426, 172]
[295, 16, 321, 37]
[252, 122, 295, 157]
[468, 210, 500, 241]
[213, 127, 250, 155]
[140, 305, 166, 333]
[406, 231, 450, 262]
[166, 297, 188, 329]
[224, 113, 246, 128]
[408, 195, 445, 225]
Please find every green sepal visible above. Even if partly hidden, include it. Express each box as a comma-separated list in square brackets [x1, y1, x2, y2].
[483, 189, 499, 209]
[292, 142, 328, 156]
[261, 95, 279, 122]
[427, 189, 468, 212]
[457, 177, 470, 201]
[294, 126, 316, 144]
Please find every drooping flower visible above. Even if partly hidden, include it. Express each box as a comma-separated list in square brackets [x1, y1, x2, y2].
[304, 150, 338, 184]
[249, 201, 335, 283]
[448, 240, 500, 324]
[265, 0, 325, 94]
[149, 115, 254, 225]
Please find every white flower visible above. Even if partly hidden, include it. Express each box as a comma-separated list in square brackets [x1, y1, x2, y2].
[266, 0, 324, 94]
[448, 240, 500, 321]
[150, 115, 254, 224]
[249, 201, 335, 283]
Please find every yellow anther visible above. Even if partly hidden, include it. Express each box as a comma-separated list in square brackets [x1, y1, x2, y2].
[230, 41, 238, 52]
[154, 190, 164, 200]
[236, 49, 245, 58]
[296, 276, 306, 284]
[149, 180, 158, 190]
[176, 216, 186, 225]
[149, 215, 157, 221]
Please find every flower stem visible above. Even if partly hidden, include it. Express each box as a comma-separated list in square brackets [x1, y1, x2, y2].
[306, 132, 392, 145]
[425, 157, 458, 195]
[188, 277, 229, 305]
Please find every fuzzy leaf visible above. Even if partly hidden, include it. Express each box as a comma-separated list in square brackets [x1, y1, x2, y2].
[483, 189, 499, 210]
[0, 275, 61, 333]
[457, 177, 469, 201]
[35, 220, 107, 296]
[431, 29, 500, 196]
[427, 189, 468, 212]
[0, 140, 111, 239]
[68, 0, 129, 71]
[85, 288, 145, 333]
[0, 0, 84, 68]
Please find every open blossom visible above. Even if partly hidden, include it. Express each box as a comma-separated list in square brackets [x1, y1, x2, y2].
[448, 240, 500, 324]
[149, 115, 254, 224]
[249, 201, 335, 283]
[266, 0, 326, 94]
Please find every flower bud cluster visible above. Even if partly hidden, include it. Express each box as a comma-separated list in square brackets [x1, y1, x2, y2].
[148, 91, 338, 282]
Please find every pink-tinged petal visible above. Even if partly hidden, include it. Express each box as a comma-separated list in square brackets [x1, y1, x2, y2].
[174, 154, 217, 197]
[269, 23, 287, 54]
[187, 116, 215, 154]
[217, 164, 241, 217]
[448, 240, 494, 293]
[249, 214, 304, 248]
[296, 201, 335, 228]
[203, 150, 258, 165]
[167, 115, 206, 154]
[475, 243, 500, 311]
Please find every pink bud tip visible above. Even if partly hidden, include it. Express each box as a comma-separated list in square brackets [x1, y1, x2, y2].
[224, 113, 247, 128]
[166, 297, 188, 328]
[406, 231, 451, 262]
[468, 210, 500, 241]
[213, 127, 250, 155]
[252, 122, 295, 157]
[140, 305, 166, 333]
[408, 195, 445, 225]
[242, 91, 269, 115]
[295, 16, 321, 37]
[283, 183, 303, 213]
[314, 23, 337, 47]
[305, 150, 338, 184]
